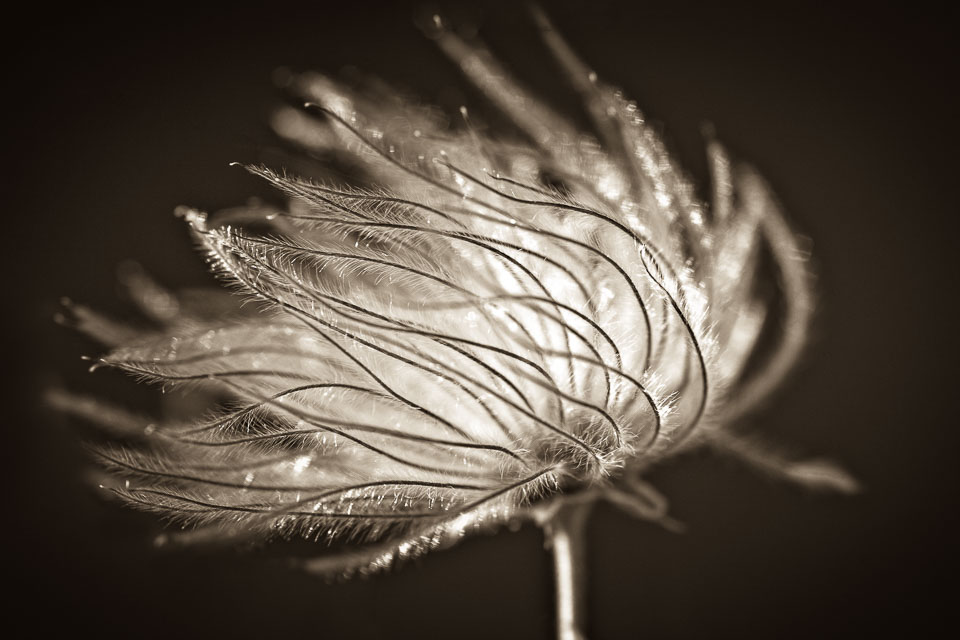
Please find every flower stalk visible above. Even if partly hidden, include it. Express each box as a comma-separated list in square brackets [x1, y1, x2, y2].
[545, 500, 593, 640]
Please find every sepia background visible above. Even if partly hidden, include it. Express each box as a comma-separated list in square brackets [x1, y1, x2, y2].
[6, 1, 956, 637]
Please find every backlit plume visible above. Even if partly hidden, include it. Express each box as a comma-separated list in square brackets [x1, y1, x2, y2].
[54, 13, 855, 577]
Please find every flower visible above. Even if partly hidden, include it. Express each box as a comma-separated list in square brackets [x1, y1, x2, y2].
[54, 11, 855, 578]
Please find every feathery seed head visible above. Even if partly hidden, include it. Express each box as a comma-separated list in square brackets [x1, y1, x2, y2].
[55, 13, 853, 578]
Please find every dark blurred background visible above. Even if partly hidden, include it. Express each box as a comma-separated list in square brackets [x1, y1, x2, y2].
[5, 1, 957, 637]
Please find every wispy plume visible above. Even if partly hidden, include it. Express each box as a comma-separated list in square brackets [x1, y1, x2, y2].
[53, 8, 854, 605]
